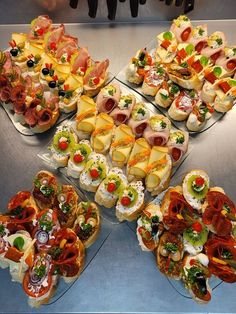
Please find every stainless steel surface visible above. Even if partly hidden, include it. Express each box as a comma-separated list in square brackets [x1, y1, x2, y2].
[0, 21, 236, 313]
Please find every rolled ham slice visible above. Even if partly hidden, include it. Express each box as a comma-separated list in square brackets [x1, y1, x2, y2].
[96, 83, 121, 113]
[167, 130, 189, 165]
[128, 103, 150, 137]
[170, 16, 192, 43]
[143, 115, 171, 146]
[216, 47, 236, 74]
[28, 15, 52, 41]
[45, 24, 65, 53]
[201, 32, 226, 63]
[189, 24, 208, 53]
[110, 94, 136, 125]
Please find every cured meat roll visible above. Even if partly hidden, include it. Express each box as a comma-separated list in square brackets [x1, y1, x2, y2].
[76, 95, 97, 139]
[167, 130, 189, 165]
[127, 138, 151, 181]
[170, 15, 192, 43]
[110, 124, 135, 168]
[127, 103, 150, 137]
[168, 90, 198, 121]
[110, 94, 136, 125]
[136, 203, 164, 251]
[143, 115, 171, 146]
[189, 24, 208, 53]
[145, 146, 172, 196]
[201, 32, 226, 64]
[156, 31, 178, 64]
[91, 113, 114, 154]
[96, 83, 121, 113]
[216, 46, 236, 76]
[182, 254, 212, 304]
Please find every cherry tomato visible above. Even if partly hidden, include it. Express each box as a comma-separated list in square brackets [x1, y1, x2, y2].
[59, 141, 68, 151]
[107, 182, 116, 193]
[93, 77, 100, 85]
[105, 99, 115, 112]
[181, 27, 191, 42]
[192, 221, 203, 233]
[227, 60, 236, 71]
[50, 42, 57, 51]
[80, 66, 86, 73]
[73, 154, 83, 163]
[37, 28, 44, 36]
[121, 196, 131, 206]
[172, 148, 181, 162]
[189, 259, 196, 266]
[153, 137, 164, 146]
[90, 169, 99, 179]
[135, 123, 147, 135]
[195, 177, 205, 186]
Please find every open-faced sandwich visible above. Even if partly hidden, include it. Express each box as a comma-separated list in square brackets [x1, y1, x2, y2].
[136, 203, 164, 251]
[73, 201, 100, 248]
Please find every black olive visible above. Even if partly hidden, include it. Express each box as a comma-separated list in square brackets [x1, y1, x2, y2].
[195, 273, 207, 295]
[27, 60, 34, 68]
[49, 81, 57, 88]
[58, 90, 65, 97]
[42, 68, 50, 75]
[151, 224, 159, 236]
[139, 52, 145, 61]
[10, 48, 18, 57]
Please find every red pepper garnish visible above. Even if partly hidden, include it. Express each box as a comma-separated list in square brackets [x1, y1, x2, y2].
[218, 81, 231, 94]
[27, 54, 34, 60]
[36, 28, 44, 36]
[192, 222, 203, 233]
[93, 77, 100, 85]
[191, 60, 203, 73]
[64, 84, 69, 91]
[165, 255, 171, 272]
[52, 75, 58, 81]
[161, 39, 171, 50]
[9, 40, 17, 48]
[85, 206, 92, 221]
[177, 48, 187, 60]
[195, 177, 205, 186]
[50, 42, 57, 51]
[45, 63, 53, 70]
[189, 259, 196, 266]
[205, 72, 217, 84]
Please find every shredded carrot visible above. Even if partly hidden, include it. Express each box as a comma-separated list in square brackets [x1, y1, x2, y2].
[76, 108, 96, 123]
[92, 124, 113, 136]
[145, 157, 167, 173]
[111, 136, 135, 148]
[128, 149, 151, 167]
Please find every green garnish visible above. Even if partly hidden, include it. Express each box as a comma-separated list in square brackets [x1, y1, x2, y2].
[39, 213, 53, 232]
[186, 266, 203, 284]
[152, 215, 159, 224]
[180, 62, 188, 68]
[200, 56, 209, 67]
[186, 44, 194, 55]
[34, 264, 46, 279]
[221, 249, 233, 260]
[49, 69, 54, 77]
[157, 67, 165, 75]
[108, 88, 115, 96]
[80, 147, 88, 156]
[40, 185, 54, 197]
[223, 203, 231, 213]
[13, 237, 25, 251]
[198, 28, 204, 36]
[164, 242, 178, 253]
[36, 92, 43, 100]
[170, 84, 180, 95]
[124, 98, 132, 106]
[61, 203, 71, 214]
[216, 38, 223, 46]
[137, 108, 146, 116]
[0, 225, 5, 236]
[10, 206, 23, 216]
[61, 55, 67, 63]
[229, 80, 236, 87]
[65, 90, 73, 99]
[176, 136, 184, 144]
[34, 178, 41, 189]
[233, 48, 236, 55]
[188, 90, 196, 98]
[163, 31, 173, 41]
[160, 93, 169, 100]
[213, 66, 222, 77]
[49, 246, 62, 260]
[160, 121, 167, 129]
[183, 16, 189, 21]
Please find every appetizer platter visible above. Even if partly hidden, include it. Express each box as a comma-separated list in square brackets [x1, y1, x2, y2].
[131, 169, 236, 303]
[116, 15, 236, 133]
[38, 79, 191, 223]
[0, 15, 111, 135]
[0, 170, 111, 307]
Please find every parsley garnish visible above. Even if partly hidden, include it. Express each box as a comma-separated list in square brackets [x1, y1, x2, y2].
[152, 215, 159, 224]
[40, 185, 54, 197]
[34, 264, 46, 279]
[170, 85, 180, 95]
[160, 121, 167, 129]
[61, 203, 71, 214]
[49, 246, 62, 260]
[137, 108, 146, 116]
[160, 93, 169, 100]
[39, 213, 53, 232]
[164, 242, 178, 253]
[216, 38, 223, 46]
[221, 249, 233, 260]
[176, 136, 184, 144]
[0, 225, 5, 236]
[198, 28, 204, 36]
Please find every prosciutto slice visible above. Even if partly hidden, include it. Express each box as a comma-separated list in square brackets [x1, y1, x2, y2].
[71, 47, 90, 74]
[37, 109, 52, 126]
[56, 37, 78, 60]
[167, 130, 189, 164]
[163, 191, 193, 234]
[110, 95, 136, 125]
[0, 86, 12, 102]
[202, 191, 235, 236]
[45, 24, 65, 53]
[96, 83, 121, 113]
[201, 32, 226, 63]
[83, 59, 109, 85]
[28, 15, 52, 40]
[2, 52, 13, 74]
[189, 24, 208, 53]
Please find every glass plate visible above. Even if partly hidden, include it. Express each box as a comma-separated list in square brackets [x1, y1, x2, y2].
[38, 78, 192, 224]
[115, 37, 228, 135]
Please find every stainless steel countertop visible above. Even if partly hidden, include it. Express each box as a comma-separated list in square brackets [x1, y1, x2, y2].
[0, 21, 236, 314]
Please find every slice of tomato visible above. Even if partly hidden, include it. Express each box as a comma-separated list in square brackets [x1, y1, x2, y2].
[195, 41, 207, 53]
[227, 60, 236, 71]
[23, 271, 52, 298]
[181, 27, 191, 42]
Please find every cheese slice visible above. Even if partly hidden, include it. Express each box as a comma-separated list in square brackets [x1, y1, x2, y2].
[77, 96, 97, 133]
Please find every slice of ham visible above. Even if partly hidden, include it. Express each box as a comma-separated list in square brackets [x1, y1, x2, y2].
[3, 52, 13, 74]
[37, 109, 52, 126]
[56, 39, 78, 60]
[45, 24, 65, 53]
[143, 124, 170, 147]
[24, 107, 38, 127]
[110, 95, 136, 125]
[83, 59, 109, 85]
[189, 24, 208, 52]
[170, 20, 192, 43]
[216, 50, 236, 73]
[96, 83, 121, 113]
[201, 32, 226, 62]
[71, 47, 90, 74]
[128, 118, 148, 137]
[0, 86, 12, 102]
[167, 130, 189, 164]
[11, 84, 27, 113]
[28, 15, 52, 40]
